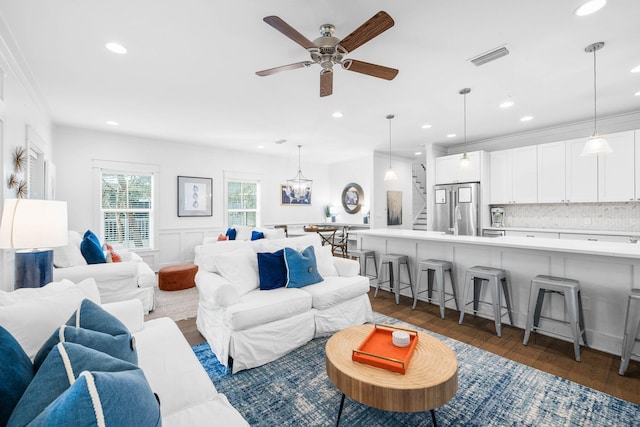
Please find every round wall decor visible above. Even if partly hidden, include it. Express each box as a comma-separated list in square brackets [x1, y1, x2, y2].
[341, 183, 364, 214]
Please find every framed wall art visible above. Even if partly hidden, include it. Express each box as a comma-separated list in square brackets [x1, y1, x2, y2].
[387, 190, 403, 225]
[178, 176, 212, 217]
[281, 184, 312, 205]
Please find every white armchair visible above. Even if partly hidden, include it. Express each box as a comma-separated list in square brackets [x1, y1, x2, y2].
[52, 231, 156, 313]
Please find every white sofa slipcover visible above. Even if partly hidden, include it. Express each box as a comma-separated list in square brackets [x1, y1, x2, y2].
[194, 233, 373, 373]
[0, 280, 248, 426]
[53, 231, 156, 313]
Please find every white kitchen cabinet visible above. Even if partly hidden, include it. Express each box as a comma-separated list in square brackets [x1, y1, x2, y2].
[435, 151, 481, 184]
[597, 131, 635, 202]
[566, 137, 598, 202]
[505, 230, 559, 239]
[489, 146, 537, 204]
[537, 141, 566, 203]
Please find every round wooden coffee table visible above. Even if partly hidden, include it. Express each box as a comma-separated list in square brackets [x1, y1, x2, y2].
[325, 324, 458, 426]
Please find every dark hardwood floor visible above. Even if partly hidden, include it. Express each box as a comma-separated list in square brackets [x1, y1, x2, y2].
[177, 289, 640, 405]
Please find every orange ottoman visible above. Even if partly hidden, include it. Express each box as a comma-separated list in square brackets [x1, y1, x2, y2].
[158, 263, 198, 291]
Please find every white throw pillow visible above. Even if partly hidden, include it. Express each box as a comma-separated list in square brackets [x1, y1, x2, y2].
[53, 231, 87, 268]
[234, 225, 253, 241]
[194, 240, 250, 273]
[213, 246, 259, 296]
[315, 245, 339, 277]
[0, 286, 89, 359]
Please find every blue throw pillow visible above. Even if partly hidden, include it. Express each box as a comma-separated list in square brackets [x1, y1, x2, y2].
[284, 246, 323, 288]
[8, 342, 145, 427]
[257, 249, 287, 290]
[0, 326, 34, 426]
[225, 227, 237, 240]
[251, 230, 265, 241]
[29, 370, 161, 427]
[80, 230, 106, 264]
[34, 299, 137, 371]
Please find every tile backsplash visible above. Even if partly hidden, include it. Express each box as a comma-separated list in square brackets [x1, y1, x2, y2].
[501, 202, 640, 232]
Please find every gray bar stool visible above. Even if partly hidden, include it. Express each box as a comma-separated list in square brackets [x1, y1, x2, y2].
[458, 266, 514, 337]
[349, 249, 378, 280]
[619, 289, 640, 375]
[523, 275, 588, 362]
[413, 259, 459, 319]
[376, 253, 414, 305]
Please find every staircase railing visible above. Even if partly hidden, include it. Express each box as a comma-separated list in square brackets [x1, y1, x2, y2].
[412, 163, 428, 228]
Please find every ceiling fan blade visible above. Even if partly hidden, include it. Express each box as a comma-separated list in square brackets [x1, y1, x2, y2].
[256, 61, 312, 77]
[343, 59, 398, 80]
[263, 16, 316, 50]
[320, 70, 333, 97]
[338, 11, 394, 54]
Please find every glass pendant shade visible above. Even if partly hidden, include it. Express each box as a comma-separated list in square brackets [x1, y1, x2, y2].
[384, 168, 398, 181]
[581, 135, 613, 156]
[286, 145, 312, 199]
[459, 153, 471, 168]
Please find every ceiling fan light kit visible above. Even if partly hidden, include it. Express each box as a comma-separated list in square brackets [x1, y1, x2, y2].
[256, 11, 398, 97]
[581, 41, 612, 156]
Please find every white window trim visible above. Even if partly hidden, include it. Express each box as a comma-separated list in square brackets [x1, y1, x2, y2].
[92, 160, 160, 250]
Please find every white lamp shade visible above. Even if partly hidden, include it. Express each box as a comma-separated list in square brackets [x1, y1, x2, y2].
[384, 168, 398, 181]
[581, 135, 613, 156]
[0, 199, 68, 249]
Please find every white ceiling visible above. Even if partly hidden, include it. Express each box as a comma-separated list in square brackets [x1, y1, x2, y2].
[1, 0, 639, 163]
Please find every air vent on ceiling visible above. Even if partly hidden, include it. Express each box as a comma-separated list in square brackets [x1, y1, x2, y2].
[469, 46, 510, 66]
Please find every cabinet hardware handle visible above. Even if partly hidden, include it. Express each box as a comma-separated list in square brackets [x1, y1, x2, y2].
[526, 234, 534, 238]
[588, 238, 598, 241]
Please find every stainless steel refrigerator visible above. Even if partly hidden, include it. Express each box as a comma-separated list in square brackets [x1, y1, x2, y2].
[433, 182, 480, 236]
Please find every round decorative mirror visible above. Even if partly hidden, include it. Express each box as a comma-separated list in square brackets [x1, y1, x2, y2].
[341, 183, 363, 214]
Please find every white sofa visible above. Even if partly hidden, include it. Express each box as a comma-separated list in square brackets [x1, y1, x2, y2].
[53, 231, 156, 313]
[202, 225, 286, 245]
[0, 279, 248, 426]
[194, 233, 373, 373]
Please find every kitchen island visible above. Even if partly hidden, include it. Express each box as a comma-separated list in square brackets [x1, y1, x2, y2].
[353, 228, 640, 357]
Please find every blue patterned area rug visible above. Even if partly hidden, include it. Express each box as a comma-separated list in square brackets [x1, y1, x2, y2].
[193, 313, 639, 426]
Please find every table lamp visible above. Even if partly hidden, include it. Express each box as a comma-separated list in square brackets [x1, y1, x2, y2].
[0, 199, 68, 289]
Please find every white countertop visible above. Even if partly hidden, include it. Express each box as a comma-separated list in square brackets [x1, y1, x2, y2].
[483, 227, 640, 237]
[352, 228, 640, 259]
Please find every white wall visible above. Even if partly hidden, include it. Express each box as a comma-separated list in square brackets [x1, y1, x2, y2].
[327, 154, 373, 225]
[0, 22, 53, 290]
[372, 151, 413, 229]
[53, 126, 330, 269]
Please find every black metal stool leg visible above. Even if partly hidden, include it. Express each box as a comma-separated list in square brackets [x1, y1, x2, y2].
[430, 409, 438, 427]
[336, 393, 346, 427]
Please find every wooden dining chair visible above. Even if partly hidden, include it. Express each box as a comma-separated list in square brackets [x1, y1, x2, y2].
[331, 227, 350, 258]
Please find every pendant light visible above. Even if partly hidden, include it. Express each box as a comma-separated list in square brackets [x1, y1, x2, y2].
[459, 88, 471, 167]
[581, 42, 612, 156]
[286, 145, 313, 199]
[384, 114, 398, 181]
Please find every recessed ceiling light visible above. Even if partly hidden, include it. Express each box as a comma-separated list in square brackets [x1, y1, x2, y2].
[499, 100, 514, 109]
[332, 112, 343, 118]
[520, 115, 534, 122]
[634, 91, 640, 96]
[631, 64, 640, 73]
[105, 42, 127, 54]
[574, 0, 607, 16]
[257, 145, 264, 149]
[421, 124, 432, 129]
[414, 151, 422, 156]
[106, 120, 119, 126]
[447, 133, 456, 138]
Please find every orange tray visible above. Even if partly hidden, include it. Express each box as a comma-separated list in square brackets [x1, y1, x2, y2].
[352, 324, 419, 374]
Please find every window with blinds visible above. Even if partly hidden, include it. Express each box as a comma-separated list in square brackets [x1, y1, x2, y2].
[227, 180, 259, 227]
[101, 172, 153, 249]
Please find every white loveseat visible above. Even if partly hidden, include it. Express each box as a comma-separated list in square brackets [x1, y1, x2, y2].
[53, 231, 156, 313]
[0, 279, 248, 426]
[194, 233, 373, 373]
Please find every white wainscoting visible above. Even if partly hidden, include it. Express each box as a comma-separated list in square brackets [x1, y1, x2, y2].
[153, 227, 220, 271]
